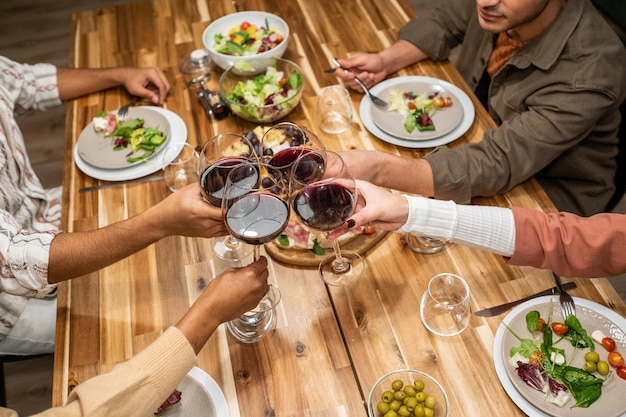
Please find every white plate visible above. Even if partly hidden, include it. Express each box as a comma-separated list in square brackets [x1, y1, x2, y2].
[74, 107, 187, 181]
[494, 296, 626, 417]
[160, 366, 229, 417]
[360, 76, 475, 149]
[370, 81, 464, 140]
[76, 106, 171, 169]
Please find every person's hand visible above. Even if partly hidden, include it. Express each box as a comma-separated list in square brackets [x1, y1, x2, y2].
[327, 180, 409, 239]
[176, 257, 270, 353]
[200, 257, 270, 323]
[119, 67, 170, 105]
[335, 53, 388, 91]
[146, 183, 228, 239]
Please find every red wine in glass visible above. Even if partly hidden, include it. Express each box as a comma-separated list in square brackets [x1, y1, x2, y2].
[293, 183, 355, 231]
[269, 147, 325, 185]
[225, 193, 290, 245]
[199, 157, 257, 206]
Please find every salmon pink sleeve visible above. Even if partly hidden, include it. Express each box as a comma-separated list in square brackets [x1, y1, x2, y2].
[508, 207, 626, 277]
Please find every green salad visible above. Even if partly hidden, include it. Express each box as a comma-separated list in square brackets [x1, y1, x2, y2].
[225, 65, 303, 123]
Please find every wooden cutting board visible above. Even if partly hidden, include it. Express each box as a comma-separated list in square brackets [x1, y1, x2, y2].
[265, 229, 389, 267]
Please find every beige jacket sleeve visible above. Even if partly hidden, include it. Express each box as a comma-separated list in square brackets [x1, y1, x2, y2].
[16, 327, 197, 417]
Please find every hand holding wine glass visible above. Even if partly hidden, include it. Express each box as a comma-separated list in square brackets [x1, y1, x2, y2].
[197, 132, 258, 261]
[291, 150, 365, 286]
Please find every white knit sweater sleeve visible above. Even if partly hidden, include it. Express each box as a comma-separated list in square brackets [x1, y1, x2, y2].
[398, 195, 515, 256]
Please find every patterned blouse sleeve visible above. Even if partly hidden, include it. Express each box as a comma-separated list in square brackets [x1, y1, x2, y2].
[0, 210, 59, 298]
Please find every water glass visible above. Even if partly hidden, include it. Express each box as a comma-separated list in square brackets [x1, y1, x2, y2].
[405, 233, 448, 254]
[162, 142, 198, 192]
[316, 85, 353, 134]
[420, 273, 471, 336]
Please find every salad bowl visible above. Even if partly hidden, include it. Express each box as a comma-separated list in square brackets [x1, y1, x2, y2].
[202, 11, 289, 71]
[219, 57, 304, 124]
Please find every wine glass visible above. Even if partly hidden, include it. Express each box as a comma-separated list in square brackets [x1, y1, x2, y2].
[291, 150, 365, 286]
[260, 121, 326, 178]
[197, 132, 258, 261]
[225, 284, 282, 344]
[405, 233, 448, 254]
[221, 160, 291, 261]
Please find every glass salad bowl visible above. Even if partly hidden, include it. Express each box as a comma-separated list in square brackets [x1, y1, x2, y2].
[219, 57, 304, 124]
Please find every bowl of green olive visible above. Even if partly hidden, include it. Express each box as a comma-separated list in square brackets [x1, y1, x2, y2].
[367, 369, 449, 417]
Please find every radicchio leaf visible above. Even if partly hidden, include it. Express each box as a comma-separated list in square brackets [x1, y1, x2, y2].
[516, 361, 546, 392]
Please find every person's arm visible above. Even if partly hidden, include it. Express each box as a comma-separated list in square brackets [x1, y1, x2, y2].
[56, 66, 170, 104]
[335, 40, 428, 90]
[47, 184, 226, 282]
[509, 207, 626, 277]
[29, 259, 269, 417]
[339, 149, 435, 197]
[342, 180, 515, 255]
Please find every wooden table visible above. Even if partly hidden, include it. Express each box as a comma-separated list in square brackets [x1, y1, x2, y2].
[55, 0, 626, 415]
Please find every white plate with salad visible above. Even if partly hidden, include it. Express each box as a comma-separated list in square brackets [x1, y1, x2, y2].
[76, 106, 171, 169]
[74, 107, 187, 181]
[370, 80, 464, 140]
[494, 296, 626, 417]
[360, 76, 474, 149]
[156, 366, 228, 417]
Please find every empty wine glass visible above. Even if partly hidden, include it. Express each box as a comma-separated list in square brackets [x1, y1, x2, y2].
[221, 160, 291, 261]
[291, 150, 365, 286]
[197, 133, 257, 261]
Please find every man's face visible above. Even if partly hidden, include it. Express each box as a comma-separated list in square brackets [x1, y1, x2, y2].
[475, 0, 553, 34]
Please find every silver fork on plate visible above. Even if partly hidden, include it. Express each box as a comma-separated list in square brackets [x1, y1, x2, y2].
[552, 272, 576, 318]
[331, 58, 388, 109]
[117, 104, 130, 120]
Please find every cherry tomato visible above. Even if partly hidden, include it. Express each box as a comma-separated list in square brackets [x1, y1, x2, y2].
[617, 366, 626, 380]
[363, 225, 376, 235]
[601, 337, 616, 352]
[240, 21, 251, 30]
[407, 102, 417, 110]
[608, 351, 625, 368]
[277, 77, 288, 85]
[529, 350, 545, 366]
[551, 322, 569, 335]
[536, 318, 546, 332]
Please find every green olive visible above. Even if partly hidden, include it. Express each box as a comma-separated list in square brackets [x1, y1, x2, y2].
[403, 385, 417, 397]
[597, 360, 610, 375]
[404, 397, 418, 410]
[585, 351, 600, 363]
[583, 360, 598, 373]
[397, 405, 411, 417]
[413, 404, 425, 417]
[415, 391, 427, 402]
[424, 407, 434, 417]
[393, 390, 406, 401]
[377, 401, 390, 414]
[381, 391, 394, 403]
[391, 379, 404, 391]
[424, 395, 437, 409]
[414, 379, 425, 391]
[383, 410, 398, 417]
[389, 400, 401, 412]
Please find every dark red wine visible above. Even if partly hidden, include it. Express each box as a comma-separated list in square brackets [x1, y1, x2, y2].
[293, 183, 355, 231]
[199, 157, 257, 206]
[269, 148, 325, 184]
[225, 193, 290, 244]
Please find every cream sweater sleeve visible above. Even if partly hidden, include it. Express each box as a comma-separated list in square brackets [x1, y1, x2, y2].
[32, 327, 197, 417]
[399, 195, 516, 256]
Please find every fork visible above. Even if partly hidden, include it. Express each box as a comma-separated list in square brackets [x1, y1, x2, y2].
[552, 272, 576, 318]
[117, 104, 130, 120]
[331, 58, 388, 109]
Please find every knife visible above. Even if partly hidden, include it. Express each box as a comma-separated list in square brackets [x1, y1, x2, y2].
[474, 281, 577, 317]
[79, 174, 165, 193]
